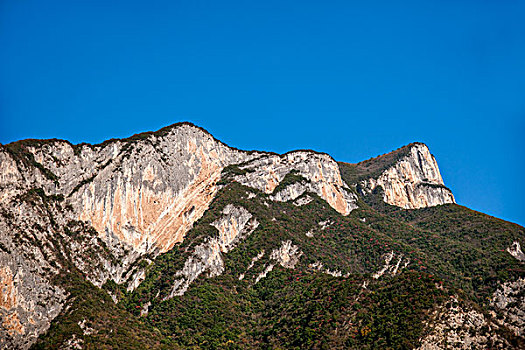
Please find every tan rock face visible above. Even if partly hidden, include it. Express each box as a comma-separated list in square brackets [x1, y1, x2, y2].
[8, 124, 358, 260]
[0, 266, 24, 336]
[0, 124, 259, 349]
[68, 125, 256, 254]
[2, 312, 24, 336]
[77, 147, 225, 254]
[7, 124, 257, 258]
[234, 152, 358, 215]
[0, 266, 16, 311]
[363, 144, 455, 209]
[417, 296, 509, 350]
[0, 253, 65, 349]
[167, 205, 259, 298]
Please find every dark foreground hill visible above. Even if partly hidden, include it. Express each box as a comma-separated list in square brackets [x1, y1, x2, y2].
[0, 122, 523, 349]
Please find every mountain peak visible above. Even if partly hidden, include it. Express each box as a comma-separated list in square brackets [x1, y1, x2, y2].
[358, 142, 455, 209]
[2, 124, 524, 350]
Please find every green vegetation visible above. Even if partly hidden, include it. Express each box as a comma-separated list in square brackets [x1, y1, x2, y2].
[4, 141, 59, 183]
[29, 156, 524, 349]
[218, 164, 255, 185]
[270, 170, 307, 195]
[90, 178, 522, 348]
[32, 271, 164, 350]
[338, 143, 416, 185]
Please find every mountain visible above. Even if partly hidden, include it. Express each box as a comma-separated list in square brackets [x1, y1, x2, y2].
[0, 122, 523, 349]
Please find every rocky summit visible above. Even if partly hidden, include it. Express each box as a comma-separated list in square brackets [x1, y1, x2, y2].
[0, 122, 523, 349]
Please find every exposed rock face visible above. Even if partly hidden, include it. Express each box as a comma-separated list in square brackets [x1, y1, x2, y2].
[3, 124, 259, 258]
[362, 143, 455, 209]
[318, 219, 331, 230]
[235, 152, 358, 215]
[167, 205, 259, 298]
[70, 125, 256, 255]
[294, 195, 313, 206]
[269, 181, 308, 202]
[239, 250, 265, 280]
[492, 278, 525, 337]
[0, 255, 65, 350]
[1, 124, 260, 348]
[507, 241, 525, 262]
[309, 262, 343, 277]
[270, 240, 303, 269]
[255, 264, 275, 284]
[254, 241, 303, 284]
[417, 296, 509, 349]
[0, 123, 368, 348]
[372, 251, 409, 279]
[0, 160, 95, 350]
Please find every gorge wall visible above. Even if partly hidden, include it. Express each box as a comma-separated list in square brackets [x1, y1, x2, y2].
[0, 123, 460, 349]
[360, 143, 455, 209]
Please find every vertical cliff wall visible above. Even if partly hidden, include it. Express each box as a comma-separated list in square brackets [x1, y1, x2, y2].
[0, 124, 470, 349]
[234, 152, 358, 215]
[360, 143, 455, 209]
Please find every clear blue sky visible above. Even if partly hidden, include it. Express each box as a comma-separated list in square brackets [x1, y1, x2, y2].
[1, 0, 524, 226]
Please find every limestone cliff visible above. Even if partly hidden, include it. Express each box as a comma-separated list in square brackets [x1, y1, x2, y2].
[0, 123, 364, 348]
[2, 122, 520, 349]
[491, 278, 525, 337]
[234, 152, 358, 215]
[0, 124, 259, 348]
[167, 205, 259, 298]
[417, 296, 510, 349]
[36, 124, 257, 255]
[360, 143, 455, 209]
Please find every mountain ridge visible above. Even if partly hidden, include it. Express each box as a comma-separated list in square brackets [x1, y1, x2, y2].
[0, 122, 523, 349]
[2, 121, 356, 165]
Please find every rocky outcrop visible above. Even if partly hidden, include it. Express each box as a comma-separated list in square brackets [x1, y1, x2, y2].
[167, 205, 259, 298]
[234, 152, 358, 215]
[309, 262, 343, 277]
[70, 125, 257, 255]
[491, 278, 525, 337]
[507, 241, 525, 262]
[254, 241, 303, 284]
[255, 264, 275, 284]
[361, 143, 455, 209]
[0, 254, 65, 350]
[269, 181, 308, 202]
[270, 240, 303, 269]
[417, 296, 509, 349]
[372, 251, 409, 279]
[294, 195, 313, 206]
[239, 250, 265, 280]
[6, 124, 259, 257]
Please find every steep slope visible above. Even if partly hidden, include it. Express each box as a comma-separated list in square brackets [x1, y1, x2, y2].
[77, 175, 524, 349]
[0, 123, 357, 349]
[0, 123, 523, 349]
[10, 123, 258, 255]
[233, 151, 357, 215]
[339, 143, 455, 209]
